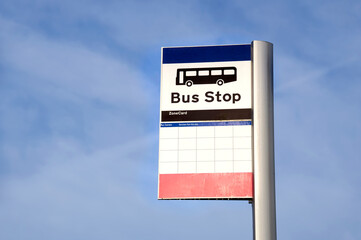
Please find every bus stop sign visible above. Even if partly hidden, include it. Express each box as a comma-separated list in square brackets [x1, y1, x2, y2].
[158, 44, 253, 199]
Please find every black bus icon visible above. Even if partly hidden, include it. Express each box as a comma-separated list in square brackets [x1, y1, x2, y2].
[176, 67, 237, 87]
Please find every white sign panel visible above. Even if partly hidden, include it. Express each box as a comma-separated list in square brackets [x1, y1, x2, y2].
[158, 44, 253, 199]
[160, 61, 251, 111]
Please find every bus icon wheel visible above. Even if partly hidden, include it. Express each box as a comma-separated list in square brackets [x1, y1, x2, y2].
[216, 79, 224, 86]
[186, 80, 193, 87]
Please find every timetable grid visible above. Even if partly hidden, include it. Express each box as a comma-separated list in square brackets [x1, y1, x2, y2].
[159, 123, 252, 174]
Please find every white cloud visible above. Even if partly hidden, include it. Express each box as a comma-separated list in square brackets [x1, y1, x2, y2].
[273, 50, 361, 239]
[0, 16, 155, 178]
[0, 17, 149, 106]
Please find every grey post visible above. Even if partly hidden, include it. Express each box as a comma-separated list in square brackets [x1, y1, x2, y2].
[252, 40, 277, 240]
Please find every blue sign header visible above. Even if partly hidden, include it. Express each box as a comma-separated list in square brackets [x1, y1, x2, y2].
[162, 44, 251, 64]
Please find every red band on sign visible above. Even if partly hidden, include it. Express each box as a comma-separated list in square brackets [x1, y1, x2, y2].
[158, 172, 253, 199]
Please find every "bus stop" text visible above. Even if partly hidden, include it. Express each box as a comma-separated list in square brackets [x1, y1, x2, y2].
[171, 91, 241, 104]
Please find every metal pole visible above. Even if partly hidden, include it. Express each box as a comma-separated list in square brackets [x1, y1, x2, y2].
[252, 40, 277, 240]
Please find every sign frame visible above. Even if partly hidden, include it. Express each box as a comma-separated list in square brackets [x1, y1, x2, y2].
[158, 43, 255, 200]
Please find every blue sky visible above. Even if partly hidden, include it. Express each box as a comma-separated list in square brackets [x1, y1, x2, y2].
[1, 0, 361, 239]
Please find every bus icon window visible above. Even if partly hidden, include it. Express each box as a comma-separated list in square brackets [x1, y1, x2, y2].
[176, 67, 237, 87]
